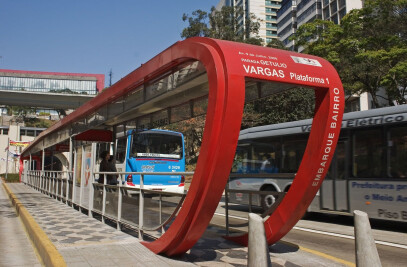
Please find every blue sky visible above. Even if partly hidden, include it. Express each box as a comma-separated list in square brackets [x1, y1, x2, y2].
[0, 1, 219, 85]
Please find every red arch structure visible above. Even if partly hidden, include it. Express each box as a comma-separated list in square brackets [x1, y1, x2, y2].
[139, 38, 344, 255]
[21, 37, 344, 256]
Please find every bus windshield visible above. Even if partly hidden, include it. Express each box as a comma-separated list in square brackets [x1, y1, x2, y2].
[130, 131, 183, 159]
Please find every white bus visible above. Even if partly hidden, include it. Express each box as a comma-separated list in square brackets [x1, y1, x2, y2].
[228, 105, 407, 222]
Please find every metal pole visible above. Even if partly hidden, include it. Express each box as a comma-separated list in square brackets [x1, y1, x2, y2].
[160, 194, 164, 233]
[29, 153, 32, 186]
[102, 174, 107, 224]
[117, 174, 123, 230]
[88, 143, 96, 217]
[23, 160, 28, 184]
[5, 137, 9, 180]
[138, 173, 144, 240]
[249, 192, 252, 213]
[58, 172, 62, 199]
[72, 148, 77, 207]
[67, 137, 73, 205]
[225, 182, 230, 236]
[50, 151, 54, 197]
[79, 145, 84, 211]
[42, 149, 45, 192]
[48, 171, 51, 195]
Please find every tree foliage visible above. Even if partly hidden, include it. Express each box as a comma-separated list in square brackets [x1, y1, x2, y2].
[292, 0, 407, 107]
[5, 106, 54, 127]
[24, 117, 53, 128]
[181, 6, 263, 45]
[266, 39, 287, 50]
[242, 88, 315, 129]
[181, 10, 209, 38]
[164, 116, 205, 168]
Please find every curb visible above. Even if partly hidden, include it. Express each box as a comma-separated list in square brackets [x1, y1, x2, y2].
[2, 182, 67, 267]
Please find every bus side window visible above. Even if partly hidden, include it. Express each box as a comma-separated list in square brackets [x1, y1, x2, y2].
[232, 146, 250, 173]
[353, 128, 384, 178]
[389, 126, 407, 178]
[252, 141, 280, 173]
[281, 139, 306, 173]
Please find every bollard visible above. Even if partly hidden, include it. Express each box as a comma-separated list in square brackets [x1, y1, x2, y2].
[354, 210, 382, 267]
[248, 213, 272, 267]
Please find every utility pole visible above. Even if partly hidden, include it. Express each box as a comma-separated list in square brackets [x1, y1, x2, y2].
[109, 69, 113, 87]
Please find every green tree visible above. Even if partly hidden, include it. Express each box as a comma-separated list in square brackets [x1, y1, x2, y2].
[6, 106, 36, 120]
[292, 0, 407, 107]
[242, 88, 315, 128]
[381, 60, 407, 104]
[24, 118, 53, 128]
[266, 39, 287, 50]
[181, 10, 209, 38]
[182, 6, 263, 44]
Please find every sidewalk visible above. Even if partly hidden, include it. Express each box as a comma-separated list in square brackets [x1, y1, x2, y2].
[3, 182, 351, 267]
[3, 182, 194, 267]
[0, 180, 41, 267]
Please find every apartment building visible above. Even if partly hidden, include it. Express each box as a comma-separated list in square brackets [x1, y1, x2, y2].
[277, 0, 362, 51]
[216, 0, 283, 44]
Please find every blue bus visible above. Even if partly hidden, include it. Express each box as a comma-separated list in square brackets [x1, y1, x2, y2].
[113, 129, 186, 193]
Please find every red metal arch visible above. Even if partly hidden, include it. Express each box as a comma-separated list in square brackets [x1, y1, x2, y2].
[142, 38, 246, 256]
[141, 38, 344, 255]
[21, 37, 344, 256]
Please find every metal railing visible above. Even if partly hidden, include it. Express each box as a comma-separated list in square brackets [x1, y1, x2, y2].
[24, 170, 73, 202]
[224, 185, 286, 235]
[22, 169, 289, 239]
[23, 169, 192, 240]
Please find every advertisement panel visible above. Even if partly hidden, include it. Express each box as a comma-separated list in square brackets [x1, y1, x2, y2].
[349, 180, 407, 222]
[80, 145, 92, 209]
[74, 147, 82, 204]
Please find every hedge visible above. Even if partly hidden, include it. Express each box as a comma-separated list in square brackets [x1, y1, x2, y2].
[0, 173, 20, 183]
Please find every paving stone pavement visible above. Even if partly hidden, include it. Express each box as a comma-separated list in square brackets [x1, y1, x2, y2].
[6, 183, 348, 267]
[7, 183, 193, 267]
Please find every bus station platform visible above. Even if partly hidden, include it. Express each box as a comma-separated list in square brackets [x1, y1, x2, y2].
[2, 181, 357, 267]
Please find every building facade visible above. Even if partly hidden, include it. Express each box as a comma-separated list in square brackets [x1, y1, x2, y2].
[216, 0, 283, 45]
[277, 0, 363, 52]
[322, 0, 363, 24]
[0, 125, 44, 174]
[276, 0, 298, 50]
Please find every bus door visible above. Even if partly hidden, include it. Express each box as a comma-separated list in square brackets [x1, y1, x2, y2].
[320, 140, 349, 212]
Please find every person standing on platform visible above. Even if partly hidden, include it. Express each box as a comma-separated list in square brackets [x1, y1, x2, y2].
[99, 151, 117, 185]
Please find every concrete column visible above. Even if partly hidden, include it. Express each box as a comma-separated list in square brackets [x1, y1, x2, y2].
[354, 210, 382, 267]
[248, 213, 271, 267]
